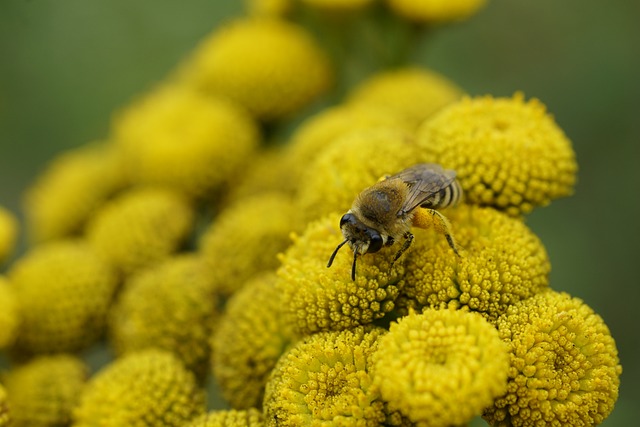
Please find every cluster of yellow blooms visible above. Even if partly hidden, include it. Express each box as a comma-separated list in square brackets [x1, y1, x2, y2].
[0, 0, 621, 426]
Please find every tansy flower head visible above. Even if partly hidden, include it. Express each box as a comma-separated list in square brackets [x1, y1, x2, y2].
[0, 276, 19, 349]
[372, 308, 509, 427]
[0, 385, 8, 427]
[385, 0, 487, 23]
[22, 142, 127, 242]
[73, 349, 205, 427]
[109, 254, 218, 378]
[417, 93, 578, 216]
[296, 127, 421, 226]
[263, 326, 389, 426]
[3, 355, 88, 427]
[86, 186, 194, 275]
[211, 273, 295, 409]
[397, 204, 550, 322]
[200, 192, 296, 296]
[276, 213, 405, 336]
[0, 206, 18, 263]
[185, 409, 264, 427]
[485, 290, 622, 427]
[113, 84, 260, 198]
[7, 240, 118, 356]
[347, 67, 463, 129]
[178, 18, 333, 121]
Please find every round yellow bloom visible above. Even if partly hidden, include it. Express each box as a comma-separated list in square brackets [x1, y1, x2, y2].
[109, 255, 218, 378]
[0, 206, 18, 263]
[22, 142, 126, 243]
[347, 67, 463, 129]
[179, 18, 333, 121]
[373, 308, 509, 427]
[8, 240, 118, 356]
[73, 349, 205, 427]
[485, 290, 622, 427]
[264, 326, 388, 426]
[86, 187, 194, 275]
[385, 0, 487, 23]
[211, 273, 295, 409]
[296, 127, 421, 226]
[114, 84, 260, 198]
[4, 355, 88, 427]
[185, 409, 263, 427]
[199, 192, 296, 296]
[398, 204, 550, 321]
[417, 93, 578, 216]
[301, 0, 374, 12]
[277, 213, 405, 336]
[0, 276, 19, 349]
[245, 0, 291, 17]
[0, 384, 9, 427]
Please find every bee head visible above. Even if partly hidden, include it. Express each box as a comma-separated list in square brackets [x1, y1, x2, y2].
[327, 212, 384, 281]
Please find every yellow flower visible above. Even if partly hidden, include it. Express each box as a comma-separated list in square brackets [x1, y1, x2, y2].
[7, 240, 118, 356]
[397, 204, 550, 322]
[113, 84, 260, 199]
[4, 355, 88, 427]
[300, 0, 375, 12]
[276, 213, 405, 336]
[347, 67, 463, 129]
[385, 0, 487, 23]
[73, 349, 205, 427]
[178, 18, 333, 121]
[185, 409, 263, 427]
[0, 206, 18, 263]
[296, 127, 421, 226]
[199, 192, 296, 296]
[0, 276, 19, 349]
[263, 326, 389, 426]
[211, 273, 295, 409]
[373, 308, 509, 427]
[485, 290, 622, 427]
[416, 93, 578, 216]
[109, 254, 218, 378]
[86, 187, 194, 275]
[245, 0, 292, 17]
[0, 385, 8, 427]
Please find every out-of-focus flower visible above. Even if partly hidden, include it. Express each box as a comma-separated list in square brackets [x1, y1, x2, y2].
[73, 349, 205, 427]
[113, 84, 260, 198]
[185, 409, 264, 427]
[4, 355, 88, 427]
[178, 18, 333, 121]
[211, 273, 295, 409]
[417, 93, 577, 216]
[397, 204, 550, 322]
[296, 127, 421, 225]
[245, 0, 291, 17]
[485, 290, 622, 427]
[264, 326, 389, 426]
[200, 192, 296, 296]
[86, 187, 194, 275]
[0, 385, 8, 427]
[385, 0, 487, 23]
[109, 254, 218, 378]
[7, 240, 118, 356]
[0, 276, 19, 349]
[276, 213, 404, 336]
[347, 67, 463, 129]
[0, 206, 18, 263]
[300, 0, 375, 12]
[373, 308, 509, 426]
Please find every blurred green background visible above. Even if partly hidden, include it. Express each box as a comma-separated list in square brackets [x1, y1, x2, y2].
[1, 0, 638, 425]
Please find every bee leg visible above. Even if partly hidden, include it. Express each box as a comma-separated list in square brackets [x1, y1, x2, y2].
[391, 231, 414, 267]
[412, 208, 461, 256]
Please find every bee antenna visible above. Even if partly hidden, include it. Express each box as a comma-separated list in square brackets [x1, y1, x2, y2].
[327, 239, 348, 268]
[351, 251, 358, 281]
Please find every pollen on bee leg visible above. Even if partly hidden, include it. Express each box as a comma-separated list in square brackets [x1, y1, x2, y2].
[412, 208, 461, 256]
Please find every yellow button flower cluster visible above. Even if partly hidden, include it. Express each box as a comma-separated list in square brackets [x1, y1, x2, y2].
[185, 409, 264, 427]
[385, 0, 487, 23]
[0, 277, 18, 349]
[0, 207, 18, 263]
[0, 386, 8, 427]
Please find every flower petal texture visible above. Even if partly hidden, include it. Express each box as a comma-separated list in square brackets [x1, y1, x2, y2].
[73, 349, 205, 427]
[485, 290, 622, 427]
[373, 308, 509, 426]
[417, 93, 578, 216]
[185, 409, 264, 427]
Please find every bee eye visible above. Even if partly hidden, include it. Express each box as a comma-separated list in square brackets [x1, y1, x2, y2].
[340, 213, 356, 228]
[367, 233, 383, 253]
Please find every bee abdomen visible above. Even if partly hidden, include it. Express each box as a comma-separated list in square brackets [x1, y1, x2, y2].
[421, 180, 463, 209]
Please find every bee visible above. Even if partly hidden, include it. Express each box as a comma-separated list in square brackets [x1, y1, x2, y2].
[327, 163, 463, 280]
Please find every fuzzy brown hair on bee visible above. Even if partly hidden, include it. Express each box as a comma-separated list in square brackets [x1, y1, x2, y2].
[327, 163, 462, 280]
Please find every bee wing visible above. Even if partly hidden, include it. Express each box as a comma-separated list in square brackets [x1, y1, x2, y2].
[390, 163, 456, 216]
